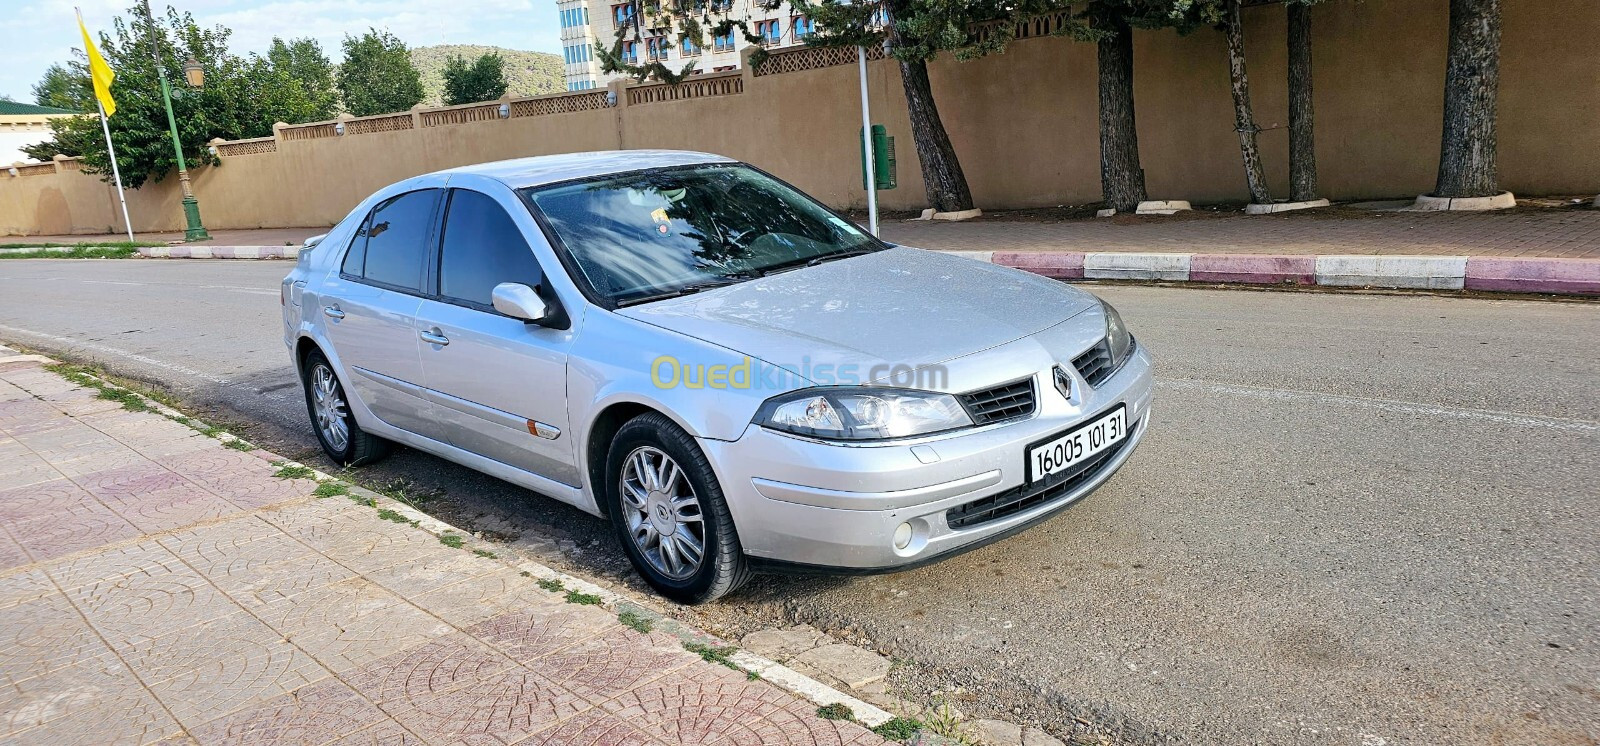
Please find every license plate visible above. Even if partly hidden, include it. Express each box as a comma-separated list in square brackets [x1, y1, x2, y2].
[1027, 405, 1128, 483]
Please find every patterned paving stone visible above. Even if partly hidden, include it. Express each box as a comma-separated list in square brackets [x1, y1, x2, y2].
[103, 482, 246, 534]
[0, 534, 32, 572]
[10, 499, 141, 564]
[183, 679, 396, 746]
[364, 550, 507, 598]
[0, 477, 96, 526]
[225, 553, 362, 609]
[467, 604, 620, 663]
[0, 567, 57, 609]
[0, 454, 65, 494]
[0, 593, 110, 686]
[129, 612, 331, 726]
[515, 707, 668, 746]
[75, 460, 193, 500]
[309, 524, 456, 575]
[289, 597, 454, 675]
[343, 632, 519, 706]
[409, 569, 565, 628]
[252, 576, 409, 638]
[326, 718, 427, 745]
[0, 652, 182, 745]
[42, 538, 188, 593]
[382, 667, 589, 745]
[66, 556, 238, 647]
[521, 630, 697, 705]
[600, 667, 883, 746]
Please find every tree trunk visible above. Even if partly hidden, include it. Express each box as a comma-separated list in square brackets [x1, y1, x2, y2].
[1224, 0, 1270, 205]
[896, 57, 975, 213]
[1096, 15, 1146, 212]
[1434, 0, 1502, 198]
[1287, 2, 1317, 202]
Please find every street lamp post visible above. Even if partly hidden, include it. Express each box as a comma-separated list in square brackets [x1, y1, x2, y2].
[141, 0, 209, 242]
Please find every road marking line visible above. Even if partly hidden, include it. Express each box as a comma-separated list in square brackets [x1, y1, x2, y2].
[1157, 377, 1599, 433]
[80, 280, 144, 285]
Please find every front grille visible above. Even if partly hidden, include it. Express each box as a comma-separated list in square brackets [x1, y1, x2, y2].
[944, 419, 1139, 530]
[1073, 338, 1128, 388]
[957, 378, 1036, 425]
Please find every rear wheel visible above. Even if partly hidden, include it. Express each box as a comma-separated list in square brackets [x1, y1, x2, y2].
[302, 348, 390, 467]
[606, 413, 750, 604]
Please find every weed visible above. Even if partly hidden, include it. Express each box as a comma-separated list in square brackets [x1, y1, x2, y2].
[224, 438, 257, 452]
[922, 702, 969, 741]
[272, 464, 316, 479]
[618, 608, 654, 634]
[519, 571, 532, 578]
[376, 508, 414, 524]
[438, 533, 464, 549]
[870, 717, 924, 742]
[0, 245, 143, 259]
[747, 670, 761, 680]
[816, 703, 856, 721]
[683, 642, 739, 670]
[195, 424, 224, 438]
[564, 590, 602, 605]
[472, 549, 496, 558]
[347, 494, 376, 508]
[536, 578, 564, 592]
[374, 478, 444, 510]
[312, 482, 348, 498]
[95, 387, 150, 412]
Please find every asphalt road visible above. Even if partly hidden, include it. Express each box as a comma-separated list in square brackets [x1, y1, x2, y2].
[2, 259, 1596, 746]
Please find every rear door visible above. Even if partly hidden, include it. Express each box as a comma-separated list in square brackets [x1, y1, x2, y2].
[414, 186, 580, 485]
[319, 187, 446, 440]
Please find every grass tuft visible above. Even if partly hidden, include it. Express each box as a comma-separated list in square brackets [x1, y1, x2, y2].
[870, 717, 924, 742]
[536, 578, 564, 592]
[472, 548, 496, 558]
[816, 703, 856, 721]
[564, 589, 602, 605]
[375, 508, 416, 525]
[0, 245, 143, 259]
[94, 387, 150, 412]
[312, 482, 348, 498]
[272, 464, 315, 479]
[618, 608, 654, 634]
[438, 533, 464, 549]
[683, 642, 740, 670]
[224, 438, 257, 451]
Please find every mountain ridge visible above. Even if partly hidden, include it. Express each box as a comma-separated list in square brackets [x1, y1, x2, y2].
[409, 44, 566, 105]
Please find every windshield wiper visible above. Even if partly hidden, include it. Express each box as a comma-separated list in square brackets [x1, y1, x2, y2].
[615, 273, 759, 307]
[762, 247, 877, 275]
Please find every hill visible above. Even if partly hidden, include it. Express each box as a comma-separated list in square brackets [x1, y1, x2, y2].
[410, 45, 565, 105]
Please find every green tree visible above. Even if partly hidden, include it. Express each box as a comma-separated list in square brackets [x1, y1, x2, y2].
[32, 61, 92, 110]
[23, 3, 255, 186]
[441, 52, 509, 105]
[266, 37, 340, 119]
[337, 29, 425, 116]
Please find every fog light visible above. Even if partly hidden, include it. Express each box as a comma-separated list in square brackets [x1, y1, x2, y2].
[893, 522, 913, 550]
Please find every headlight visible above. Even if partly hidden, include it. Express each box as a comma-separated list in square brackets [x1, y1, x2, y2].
[755, 387, 974, 441]
[1102, 300, 1135, 368]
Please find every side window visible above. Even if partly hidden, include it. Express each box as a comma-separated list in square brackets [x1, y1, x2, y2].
[352, 189, 440, 292]
[438, 189, 543, 310]
[341, 214, 370, 276]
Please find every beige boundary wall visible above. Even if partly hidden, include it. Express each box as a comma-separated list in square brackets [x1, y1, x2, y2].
[3, 0, 1597, 236]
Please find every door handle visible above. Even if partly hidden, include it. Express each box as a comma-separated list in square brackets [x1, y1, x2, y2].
[419, 329, 450, 346]
[323, 306, 345, 320]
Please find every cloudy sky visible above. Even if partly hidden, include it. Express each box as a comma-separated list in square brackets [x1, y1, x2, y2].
[2, 0, 564, 105]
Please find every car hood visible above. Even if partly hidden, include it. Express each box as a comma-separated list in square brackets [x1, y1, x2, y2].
[615, 247, 1100, 381]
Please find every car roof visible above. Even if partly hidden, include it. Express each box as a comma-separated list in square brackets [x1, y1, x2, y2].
[434, 150, 737, 190]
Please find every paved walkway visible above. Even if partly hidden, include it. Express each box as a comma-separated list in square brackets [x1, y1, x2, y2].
[0, 352, 881, 745]
[8, 207, 1600, 259]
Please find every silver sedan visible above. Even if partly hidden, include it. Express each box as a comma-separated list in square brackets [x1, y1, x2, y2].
[281, 151, 1153, 603]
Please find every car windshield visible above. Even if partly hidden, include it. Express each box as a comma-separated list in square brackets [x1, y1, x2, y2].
[522, 164, 883, 306]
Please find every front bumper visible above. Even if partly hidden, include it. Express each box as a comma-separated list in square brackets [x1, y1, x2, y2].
[700, 344, 1154, 570]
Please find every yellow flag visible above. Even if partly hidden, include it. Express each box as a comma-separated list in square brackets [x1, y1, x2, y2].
[77, 12, 116, 117]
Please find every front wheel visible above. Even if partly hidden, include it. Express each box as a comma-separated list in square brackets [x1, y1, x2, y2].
[606, 413, 750, 604]
[302, 348, 390, 467]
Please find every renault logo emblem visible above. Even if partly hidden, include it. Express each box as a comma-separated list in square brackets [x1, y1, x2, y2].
[1053, 366, 1073, 401]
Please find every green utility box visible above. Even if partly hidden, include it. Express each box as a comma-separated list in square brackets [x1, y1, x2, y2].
[860, 125, 897, 191]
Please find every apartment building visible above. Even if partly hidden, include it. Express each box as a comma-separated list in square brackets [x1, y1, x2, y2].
[556, 0, 816, 91]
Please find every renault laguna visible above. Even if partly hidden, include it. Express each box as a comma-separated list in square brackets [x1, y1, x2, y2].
[281, 151, 1153, 603]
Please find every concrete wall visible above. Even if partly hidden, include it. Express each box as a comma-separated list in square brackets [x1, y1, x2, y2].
[3, 0, 1597, 236]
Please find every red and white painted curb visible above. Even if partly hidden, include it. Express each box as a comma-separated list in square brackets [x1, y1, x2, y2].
[958, 251, 1600, 296]
[139, 245, 300, 259]
[133, 245, 1600, 295]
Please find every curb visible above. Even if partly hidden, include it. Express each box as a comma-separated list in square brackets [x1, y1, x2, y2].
[961, 250, 1600, 296]
[12, 351, 896, 731]
[138, 245, 299, 259]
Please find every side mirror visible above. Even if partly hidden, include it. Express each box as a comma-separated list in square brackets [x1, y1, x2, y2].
[491, 283, 549, 322]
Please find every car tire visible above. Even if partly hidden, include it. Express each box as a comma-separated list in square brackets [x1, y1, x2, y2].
[605, 412, 751, 604]
[301, 348, 390, 467]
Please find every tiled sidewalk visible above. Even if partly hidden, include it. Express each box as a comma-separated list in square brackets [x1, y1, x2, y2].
[0, 354, 882, 745]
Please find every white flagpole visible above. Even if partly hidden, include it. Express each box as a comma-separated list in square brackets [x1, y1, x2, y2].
[77, 7, 133, 242]
[94, 98, 135, 243]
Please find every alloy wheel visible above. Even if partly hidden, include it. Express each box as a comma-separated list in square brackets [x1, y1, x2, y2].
[310, 363, 349, 452]
[620, 445, 706, 580]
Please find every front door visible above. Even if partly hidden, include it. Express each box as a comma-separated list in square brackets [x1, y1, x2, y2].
[414, 187, 579, 485]
[320, 188, 446, 441]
